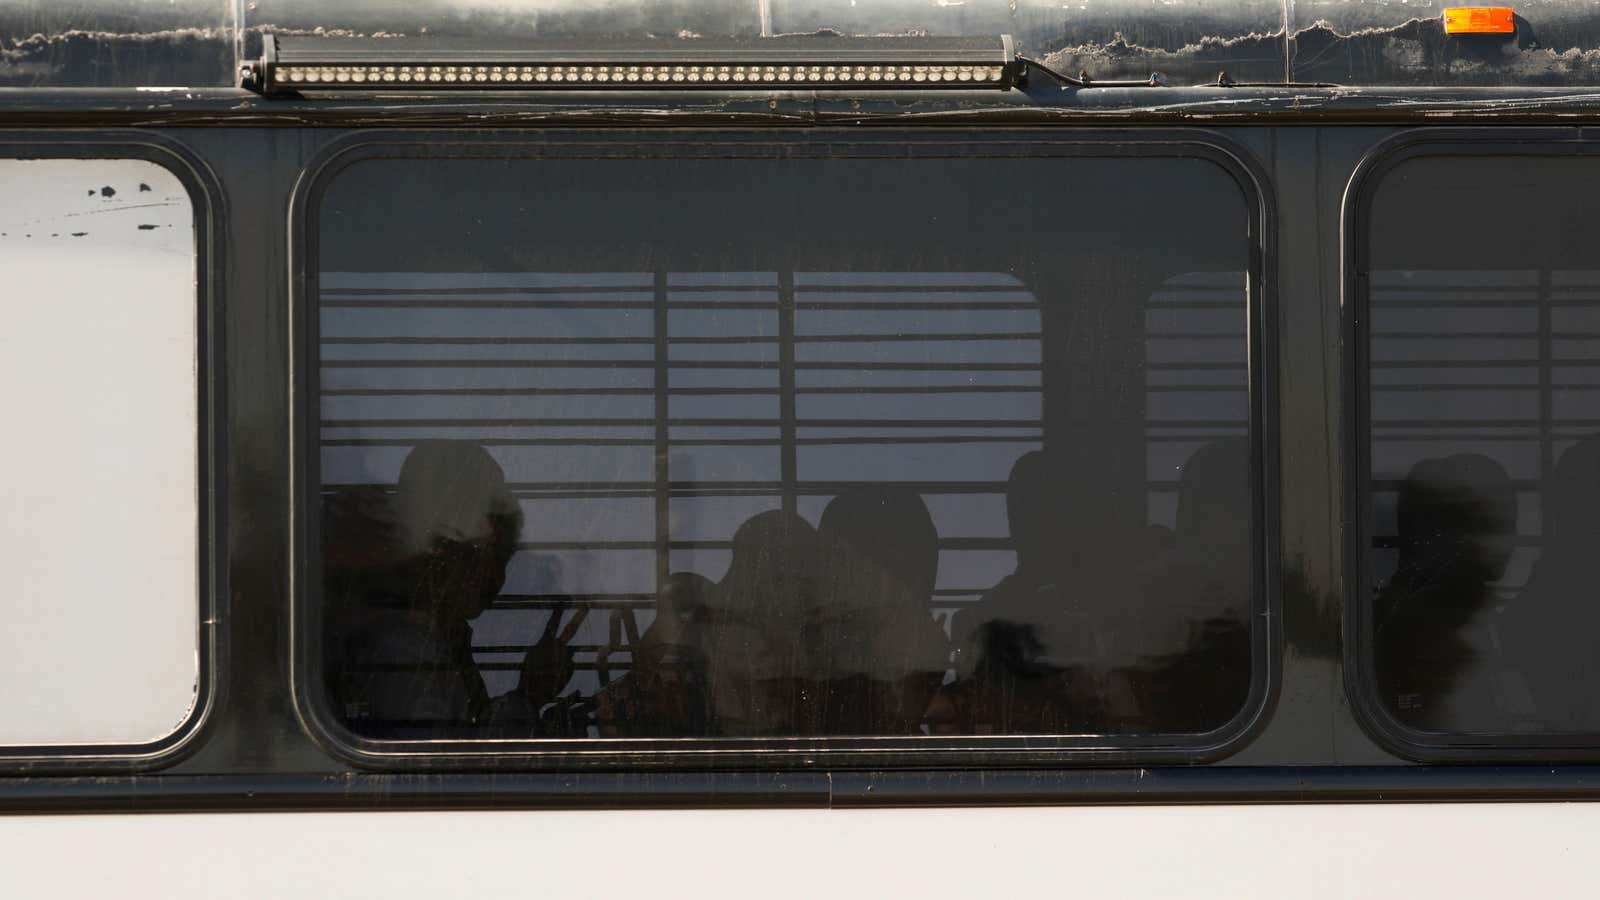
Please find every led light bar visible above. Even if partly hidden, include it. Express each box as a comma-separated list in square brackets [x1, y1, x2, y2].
[247, 35, 1020, 94]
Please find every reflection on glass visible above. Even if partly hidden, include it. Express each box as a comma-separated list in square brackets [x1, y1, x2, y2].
[1375, 454, 1515, 731]
[324, 440, 587, 738]
[1367, 156, 1600, 737]
[314, 153, 1256, 740]
[1500, 437, 1600, 731]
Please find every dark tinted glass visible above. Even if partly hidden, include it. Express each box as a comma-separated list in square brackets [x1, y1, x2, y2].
[311, 147, 1260, 743]
[1363, 154, 1600, 740]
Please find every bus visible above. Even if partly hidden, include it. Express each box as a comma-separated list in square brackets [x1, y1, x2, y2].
[4, 1, 1600, 894]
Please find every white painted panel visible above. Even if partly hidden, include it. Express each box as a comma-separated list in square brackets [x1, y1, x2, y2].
[2, 804, 1598, 899]
[0, 158, 198, 746]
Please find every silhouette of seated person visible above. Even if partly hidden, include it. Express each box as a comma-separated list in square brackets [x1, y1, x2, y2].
[694, 510, 820, 736]
[1500, 436, 1600, 731]
[1375, 453, 1516, 731]
[322, 440, 574, 738]
[594, 571, 716, 737]
[803, 486, 951, 735]
[940, 451, 1106, 734]
[322, 484, 404, 725]
[1119, 439, 1253, 733]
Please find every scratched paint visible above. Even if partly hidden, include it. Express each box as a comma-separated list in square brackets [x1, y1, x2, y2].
[6, 0, 1600, 87]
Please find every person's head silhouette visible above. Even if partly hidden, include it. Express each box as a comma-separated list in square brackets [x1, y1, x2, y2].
[1175, 438, 1250, 560]
[1547, 436, 1600, 554]
[1395, 452, 1516, 590]
[819, 486, 939, 603]
[1005, 451, 1051, 575]
[648, 571, 716, 648]
[720, 509, 818, 624]
[394, 440, 523, 620]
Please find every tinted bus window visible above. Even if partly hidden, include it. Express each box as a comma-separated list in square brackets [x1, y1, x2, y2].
[1360, 151, 1600, 747]
[306, 144, 1264, 748]
[0, 157, 201, 750]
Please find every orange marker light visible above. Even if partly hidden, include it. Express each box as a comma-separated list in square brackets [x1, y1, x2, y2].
[1442, 7, 1516, 34]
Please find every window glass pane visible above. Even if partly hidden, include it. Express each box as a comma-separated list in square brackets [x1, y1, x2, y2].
[0, 157, 199, 746]
[1365, 155, 1600, 738]
[313, 150, 1259, 742]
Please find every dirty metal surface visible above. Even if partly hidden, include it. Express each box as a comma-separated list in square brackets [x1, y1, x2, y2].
[7, 1, 1600, 90]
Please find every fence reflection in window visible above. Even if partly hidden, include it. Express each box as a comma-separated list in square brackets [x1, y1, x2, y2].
[311, 153, 1258, 742]
[317, 266, 1253, 740]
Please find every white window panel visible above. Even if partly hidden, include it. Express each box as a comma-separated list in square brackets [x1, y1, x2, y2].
[0, 158, 199, 747]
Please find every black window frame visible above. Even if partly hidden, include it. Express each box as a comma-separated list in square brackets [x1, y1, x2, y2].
[0, 133, 226, 773]
[1342, 126, 1600, 762]
[290, 128, 1280, 772]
